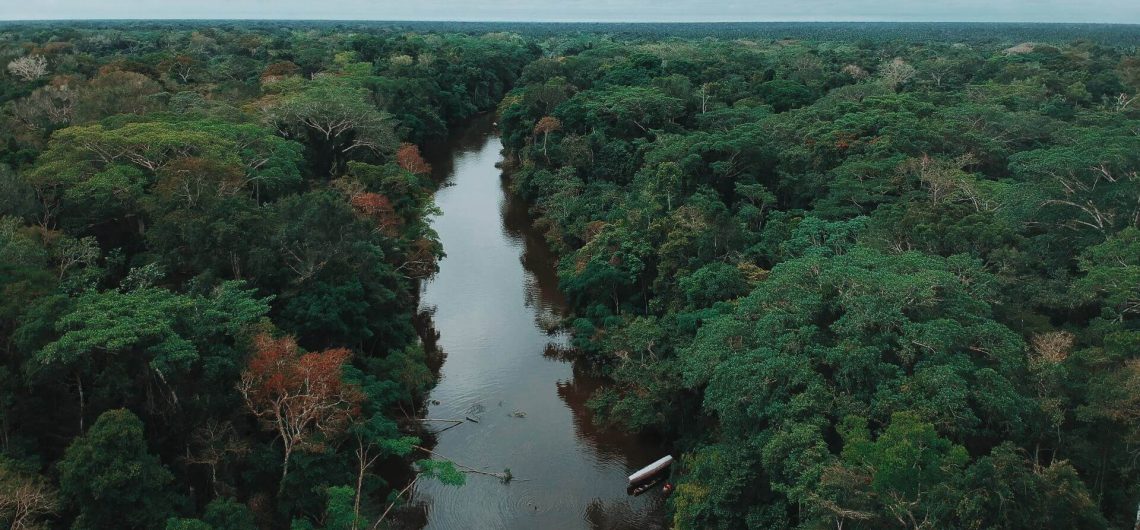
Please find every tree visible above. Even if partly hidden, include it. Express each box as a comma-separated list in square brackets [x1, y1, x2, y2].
[757, 79, 815, 112]
[842, 64, 870, 80]
[395, 143, 432, 175]
[267, 80, 397, 177]
[665, 243, 1028, 528]
[11, 85, 78, 131]
[831, 413, 969, 529]
[560, 86, 683, 139]
[51, 235, 99, 280]
[956, 443, 1107, 529]
[319, 486, 359, 530]
[696, 82, 717, 114]
[267, 190, 372, 284]
[158, 54, 199, 84]
[343, 364, 419, 527]
[349, 192, 401, 236]
[39, 122, 230, 174]
[634, 161, 682, 212]
[559, 221, 651, 315]
[0, 216, 46, 268]
[28, 121, 228, 232]
[523, 76, 574, 114]
[677, 262, 749, 308]
[6, 55, 48, 82]
[33, 287, 196, 431]
[238, 334, 363, 482]
[29, 119, 302, 231]
[202, 497, 257, 530]
[1076, 227, 1140, 319]
[0, 458, 58, 530]
[900, 154, 978, 207]
[195, 121, 305, 202]
[184, 421, 250, 496]
[261, 61, 301, 83]
[57, 409, 177, 530]
[1009, 126, 1140, 236]
[77, 70, 163, 121]
[533, 116, 562, 157]
[32, 282, 269, 431]
[879, 58, 917, 91]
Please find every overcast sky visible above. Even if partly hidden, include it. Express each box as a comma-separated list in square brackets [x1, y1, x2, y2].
[3, 0, 1139, 23]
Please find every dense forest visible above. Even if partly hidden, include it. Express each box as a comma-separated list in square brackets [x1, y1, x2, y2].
[1, 20, 1139, 530]
[497, 27, 1140, 530]
[0, 23, 536, 529]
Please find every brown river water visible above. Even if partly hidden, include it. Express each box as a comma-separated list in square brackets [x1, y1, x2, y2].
[413, 116, 669, 529]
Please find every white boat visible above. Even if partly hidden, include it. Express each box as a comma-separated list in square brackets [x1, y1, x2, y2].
[628, 455, 673, 484]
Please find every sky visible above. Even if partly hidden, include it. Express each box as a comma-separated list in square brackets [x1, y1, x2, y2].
[2, 0, 1139, 24]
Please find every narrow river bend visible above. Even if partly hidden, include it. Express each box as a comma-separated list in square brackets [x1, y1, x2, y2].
[414, 116, 667, 529]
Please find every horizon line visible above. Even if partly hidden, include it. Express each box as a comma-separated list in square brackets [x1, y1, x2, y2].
[2, 18, 1140, 26]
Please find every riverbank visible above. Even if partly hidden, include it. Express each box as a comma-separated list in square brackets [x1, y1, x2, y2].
[410, 116, 668, 529]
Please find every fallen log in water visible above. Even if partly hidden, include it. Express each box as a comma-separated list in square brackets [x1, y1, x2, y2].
[416, 417, 467, 435]
[413, 445, 528, 482]
[627, 476, 664, 496]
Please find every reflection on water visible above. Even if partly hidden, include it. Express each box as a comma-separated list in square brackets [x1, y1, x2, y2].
[414, 116, 667, 529]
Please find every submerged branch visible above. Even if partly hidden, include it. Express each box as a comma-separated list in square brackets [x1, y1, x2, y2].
[412, 445, 528, 482]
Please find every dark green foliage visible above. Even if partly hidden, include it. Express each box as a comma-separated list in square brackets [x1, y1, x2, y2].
[500, 29, 1140, 529]
[0, 23, 536, 529]
[202, 497, 257, 530]
[58, 409, 178, 530]
[757, 79, 815, 112]
[416, 459, 466, 486]
[2, 20, 1139, 530]
[166, 519, 214, 530]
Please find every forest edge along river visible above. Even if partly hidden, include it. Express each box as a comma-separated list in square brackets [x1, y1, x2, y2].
[408, 115, 669, 529]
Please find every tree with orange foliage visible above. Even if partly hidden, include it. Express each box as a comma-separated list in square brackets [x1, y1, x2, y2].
[238, 334, 362, 482]
[533, 116, 562, 157]
[260, 60, 300, 83]
[350, 192, 403, 236]
[395, 143, 432, 175]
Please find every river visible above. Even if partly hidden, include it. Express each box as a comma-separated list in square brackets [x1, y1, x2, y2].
[413, 115, 668, 529]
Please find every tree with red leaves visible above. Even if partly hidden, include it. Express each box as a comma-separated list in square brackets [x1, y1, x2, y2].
[238, 334, 362, 482]
[350, 192, 402, 236]
[395, 143, 432, 175]
[533, 116, 562, 157]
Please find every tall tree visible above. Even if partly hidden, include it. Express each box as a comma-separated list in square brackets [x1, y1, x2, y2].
[57, 409, 178, 530]
[238, 334, 363, 482]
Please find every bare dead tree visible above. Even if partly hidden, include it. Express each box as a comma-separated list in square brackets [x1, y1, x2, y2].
[184, 420, 250, 496]
[6, 55, 48, 82]
[11, 85, 77, 130]
[0, 467, 58, 530]
[879, 57, 917, 91]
